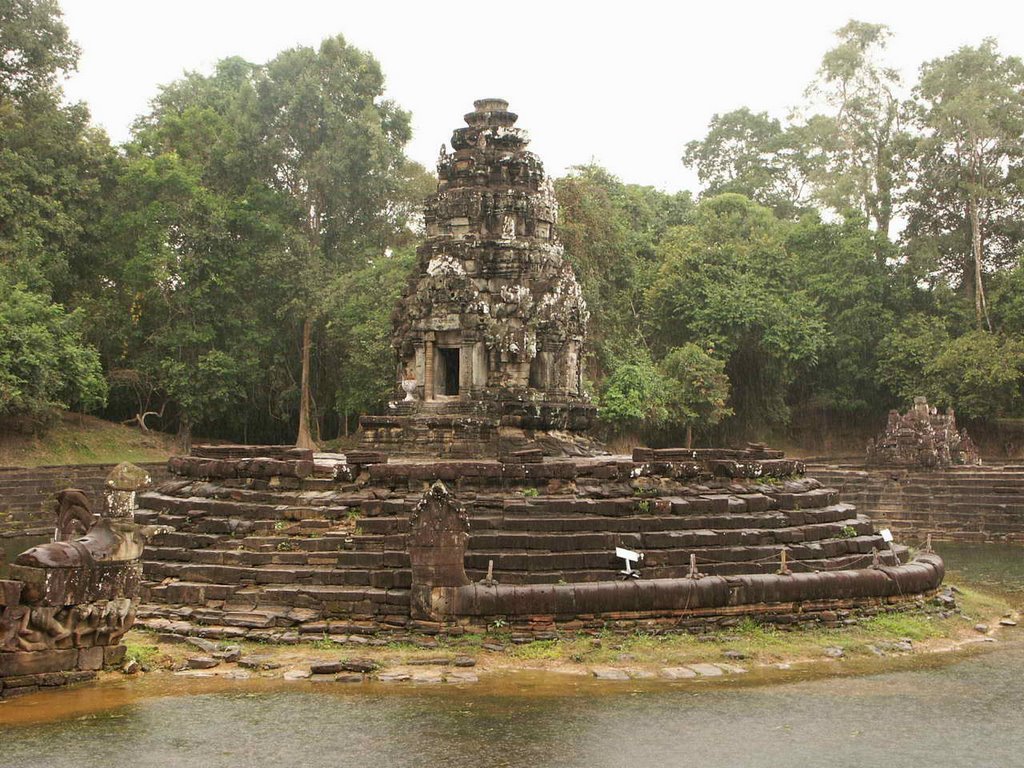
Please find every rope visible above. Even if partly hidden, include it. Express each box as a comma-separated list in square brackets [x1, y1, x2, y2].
[686, 550, 879, 573]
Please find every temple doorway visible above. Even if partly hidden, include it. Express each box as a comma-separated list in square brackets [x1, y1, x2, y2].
[437, 347, 460, 396]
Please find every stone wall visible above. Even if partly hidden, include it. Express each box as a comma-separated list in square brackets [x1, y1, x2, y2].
[0, 462, 168, 537]
[808, 464, 1024, 543]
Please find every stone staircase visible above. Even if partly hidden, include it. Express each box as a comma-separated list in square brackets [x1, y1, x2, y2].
[133, 459, 895, 638]
[809, 464, 1024, 543]
[0, 462, 167, 537]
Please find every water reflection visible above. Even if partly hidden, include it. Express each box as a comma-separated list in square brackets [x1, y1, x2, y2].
[0, 542, 1021, 768]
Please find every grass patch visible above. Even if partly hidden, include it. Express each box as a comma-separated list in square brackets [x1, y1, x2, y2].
[124, 641, 161, 666]
[509, 640, 562, 660]
[857, 612, 942, 641]
[0, 412, 174, 467]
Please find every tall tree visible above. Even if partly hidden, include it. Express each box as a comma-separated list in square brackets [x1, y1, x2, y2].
[0, 0, 113, 427]
[0, 274, 105, 426]
[905, 39, 1024, 329]
[0, 0, 78, 100]
[801, 20, 908, 238]
[256, 36, 413, 448]
[555, 164, 692, 380]
[683, 108, 812, 218]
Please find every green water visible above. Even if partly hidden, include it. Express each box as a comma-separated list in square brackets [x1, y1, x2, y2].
[0, 543, 1021, 768]
[0, 534, 49, 578]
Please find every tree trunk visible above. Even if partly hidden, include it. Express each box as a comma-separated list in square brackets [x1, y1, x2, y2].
[296, 315, 317, 449]
[177, 414, 192, 455]
[685, 424, 693, 450]
[967, 198, 992, 331]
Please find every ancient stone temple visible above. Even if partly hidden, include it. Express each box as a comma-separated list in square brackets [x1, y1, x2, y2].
[360, 99, 597, 458]
[120, 100, 945, 650]
[867, 397, 981, 468]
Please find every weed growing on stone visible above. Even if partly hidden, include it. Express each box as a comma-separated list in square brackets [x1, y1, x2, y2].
[520, 488, 539, 497]
[124, 642, 160, 666]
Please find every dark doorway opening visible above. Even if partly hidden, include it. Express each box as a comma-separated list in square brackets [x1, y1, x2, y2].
[438, 347, 460, 396]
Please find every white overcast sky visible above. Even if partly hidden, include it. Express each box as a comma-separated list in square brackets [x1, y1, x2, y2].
[60, 0, 1024, 193]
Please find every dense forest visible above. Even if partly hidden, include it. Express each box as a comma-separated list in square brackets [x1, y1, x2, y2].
[3, 1, 1024, 452]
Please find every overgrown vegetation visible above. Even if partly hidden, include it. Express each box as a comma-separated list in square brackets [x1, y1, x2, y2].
[4, 4, 1024, 452]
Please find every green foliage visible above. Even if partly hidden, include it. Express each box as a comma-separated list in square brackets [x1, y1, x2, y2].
[683, 108, 811, 219]
[598, 354, 670, 429]
[645, 194, 827, 436]
[800, 20, 908, 236]
[786, 214, 900, 413]
[324, 248, 416, 423]
[555, 165, 692, 376]
[927, 330, 1024, 419]
[0, 0, 79, 100]
[876, 314, 950, 405]
[0, 277, 106, 424]
[123, 641, 160, 666]
[904, 39, 1024, 326]
[659, 343, 732, 432]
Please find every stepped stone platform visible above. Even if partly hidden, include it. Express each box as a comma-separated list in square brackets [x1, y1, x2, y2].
[0, 462, 168, 537]
[809, 463, 1024, 543]
[131, 446, 942, 642]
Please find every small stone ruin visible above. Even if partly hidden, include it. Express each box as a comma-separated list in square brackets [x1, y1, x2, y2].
[867, 397, 981, 468]
[0, 463, 157, 699]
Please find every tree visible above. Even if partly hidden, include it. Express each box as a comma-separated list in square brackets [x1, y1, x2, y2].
[658, 344, 732, 447]
[555, 164, 693, 380]
[801, 20, 908, 237]
[683, 108, 812, 218]
[0, 0, 113, 432]
[0, 275, 105, 425]
[1, 0, 117, 301]
[644, 194, 827, 437]
[597, 354, 669, 433]
[927, 330, 1024, 419]
[786, 213, 900, 415]
[0, 0, 78, 100]
[323, 248, 416, 435]
[255, 36, 414, 448]
[875, 313, 950, 405]
[905, 40, 1024, 329]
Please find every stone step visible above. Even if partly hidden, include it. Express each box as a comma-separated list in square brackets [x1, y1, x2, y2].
[462, 534, 884, 573]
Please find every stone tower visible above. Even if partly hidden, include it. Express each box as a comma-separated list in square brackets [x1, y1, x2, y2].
[360, 99, 599, 457]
